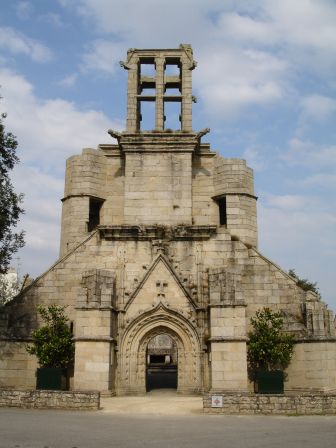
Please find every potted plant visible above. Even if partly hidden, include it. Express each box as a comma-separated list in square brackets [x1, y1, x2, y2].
[247, 307, 295, 394]
[26, 305, 74, 390]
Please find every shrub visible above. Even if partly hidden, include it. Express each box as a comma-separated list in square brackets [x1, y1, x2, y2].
[247, 307, 295, 374]
[26, 305, 74, 368]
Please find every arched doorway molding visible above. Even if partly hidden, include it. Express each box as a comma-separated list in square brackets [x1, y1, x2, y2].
[117, 303, 202, 395]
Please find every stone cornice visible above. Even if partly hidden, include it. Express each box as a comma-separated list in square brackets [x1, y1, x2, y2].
[98, 225, 217, 241]
[118, 132, 199, 153]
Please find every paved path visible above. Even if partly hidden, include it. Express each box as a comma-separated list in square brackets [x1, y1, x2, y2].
[100, 389, 203, 415]
[1, 391, 336, 448]
[1, 407, 336, 448]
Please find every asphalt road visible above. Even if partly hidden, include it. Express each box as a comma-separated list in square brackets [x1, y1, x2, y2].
[0, 408, 336, 448]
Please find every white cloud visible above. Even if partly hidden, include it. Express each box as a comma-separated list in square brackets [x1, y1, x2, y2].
[262, 193, 309, 211]
[15, 1, 33, 20]
[57, 0, 336, 120]
[300, 95, 336, 121]
[0, 68, 122, 172]
[9, 165, 63, 277]
[58, 73, 78, 88]
[289, 173, 336, 189]
[242, 146, 267, 172]
[214, 12, 277, 44]
[284, 138, 336, 168]
[261, 0, 336, 54]
[38, 13, 65, 28]
[0, 26, 53, 63]
[195, 47, 286, 117]
[81, 40, 124, 75]
[71, 0, 210, 44]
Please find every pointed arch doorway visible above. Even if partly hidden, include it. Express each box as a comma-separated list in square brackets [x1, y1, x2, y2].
[118, 306, 202, 395]
[146, 333, 177, 391]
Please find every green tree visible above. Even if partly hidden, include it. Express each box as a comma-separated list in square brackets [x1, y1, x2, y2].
[288, 269, 320, 297]
[0, 109, 25, 275]
[247, 307, 295, 374]
[26, 305, 74, 368]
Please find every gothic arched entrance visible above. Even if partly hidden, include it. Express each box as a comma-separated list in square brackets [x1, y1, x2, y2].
[117, 305, 202, 395]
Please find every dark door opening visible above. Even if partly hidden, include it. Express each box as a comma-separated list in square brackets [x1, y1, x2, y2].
[146, 334, 177, 391]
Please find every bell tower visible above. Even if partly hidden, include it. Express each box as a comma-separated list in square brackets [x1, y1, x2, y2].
[107, 44, 207, 227]
[121, 44, 196, 132]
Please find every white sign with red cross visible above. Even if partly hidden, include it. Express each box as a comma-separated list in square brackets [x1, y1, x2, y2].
[211, 395, 223, 408]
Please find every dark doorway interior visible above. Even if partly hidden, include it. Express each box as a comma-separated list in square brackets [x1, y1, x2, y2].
[146, 334, 177, 391]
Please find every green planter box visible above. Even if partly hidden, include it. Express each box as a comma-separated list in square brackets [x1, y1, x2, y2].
[36, 367, 67, 390]
[255, 370, 284, 394]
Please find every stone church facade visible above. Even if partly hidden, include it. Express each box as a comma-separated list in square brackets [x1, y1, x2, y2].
[1, 45, 336, 396]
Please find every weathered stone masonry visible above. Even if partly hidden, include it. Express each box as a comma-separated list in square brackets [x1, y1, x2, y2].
[0, 45, 335, 398]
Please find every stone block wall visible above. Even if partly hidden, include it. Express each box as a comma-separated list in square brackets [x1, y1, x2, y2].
[0, 389, 99, 410]
[203, 392, 336, 414]
[100, 147, 125, 226]
[74, 341, 112, 393]
[0, 341, 37, 389]
[210, 306, 246, 339]
[226, 194, 257, 247]
[286, 341, 336, 392]
[214, 157, 254, 195]
[192, 153, 217, 226]
[60, 196, 90, 255]
[124, 152, 192, 225]
[64, 148, 106, 198]
[210, 341, 248, 391]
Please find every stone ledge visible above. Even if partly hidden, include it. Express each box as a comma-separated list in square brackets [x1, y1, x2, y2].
[203, 392, 336, 415]
[0, 389, 100, 410]
[99, 225, 217, 241]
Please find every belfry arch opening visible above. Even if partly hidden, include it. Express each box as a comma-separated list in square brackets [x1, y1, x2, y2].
[146, 333, 177, 391]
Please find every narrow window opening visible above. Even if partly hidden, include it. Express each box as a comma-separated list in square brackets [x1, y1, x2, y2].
[140, 100, 156, 131]
[218, 197, 227, 226]
[88, 198, 104, 232]
[164, 101, 181, 131]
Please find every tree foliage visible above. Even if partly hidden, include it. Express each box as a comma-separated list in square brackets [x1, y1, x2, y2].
[247, 307, 295, 373]
[288, 269, 320, 297]
[0, 109, 25, 274]
[26, 305, 74, 368]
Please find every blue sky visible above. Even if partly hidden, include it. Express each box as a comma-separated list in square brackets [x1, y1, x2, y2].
[1, 0, 336, 310]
